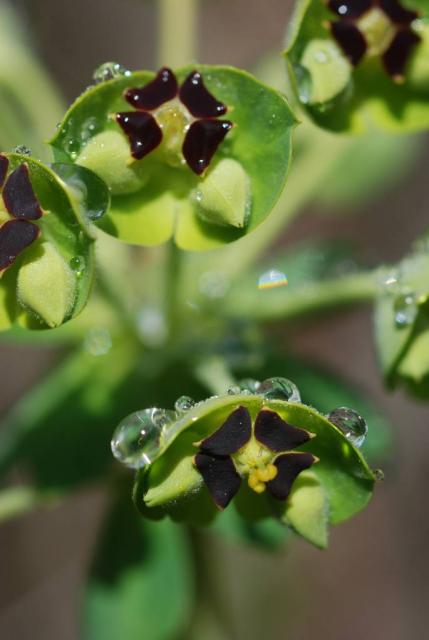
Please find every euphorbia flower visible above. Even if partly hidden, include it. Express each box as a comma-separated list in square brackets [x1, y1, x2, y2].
[285, 0, 429, 132]
[0, 155, 42, 273]
[194, 405, 317, 508]
[116, 67, 233, 175]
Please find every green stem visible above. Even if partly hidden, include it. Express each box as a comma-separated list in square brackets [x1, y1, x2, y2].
[157, 0, 198, 67]
[194, 356, 236, 395]
[224, 270, 378, 321]
[165, 240, 182, 338]
[0, 486, 62, 523]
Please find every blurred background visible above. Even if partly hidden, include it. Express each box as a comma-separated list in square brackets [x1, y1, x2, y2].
[0, 0, 428, 638]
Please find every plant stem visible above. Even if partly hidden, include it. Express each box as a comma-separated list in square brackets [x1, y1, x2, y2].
[157, 0, 198, 67]
[224, 270, 378, 321]
[0, 486, 62, 522]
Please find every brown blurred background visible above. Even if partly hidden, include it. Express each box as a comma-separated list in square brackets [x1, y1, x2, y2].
[1, 0, 429, 638]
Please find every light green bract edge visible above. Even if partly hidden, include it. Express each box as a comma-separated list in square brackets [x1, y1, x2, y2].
[0, 154, 96, 331]
[133, 394, 375, 541]
[49, 65, 297, 251]
[284, 0, 429, 133]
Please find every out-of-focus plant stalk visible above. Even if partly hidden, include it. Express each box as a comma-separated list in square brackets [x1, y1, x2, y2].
[157, 0, 198, 67]
[0, 3, 65, 158]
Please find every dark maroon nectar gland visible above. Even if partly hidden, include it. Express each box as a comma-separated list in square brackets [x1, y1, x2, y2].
[0, 161, 44, 273]
[116, 68, 233, 175]
[193, 405, 317, 509]
[327, 0, 422, 80]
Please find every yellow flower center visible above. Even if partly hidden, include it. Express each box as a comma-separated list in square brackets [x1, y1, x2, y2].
[232, 436, 278, 494]
[357, 8, 396, 57]
[155, 99, 193, 168]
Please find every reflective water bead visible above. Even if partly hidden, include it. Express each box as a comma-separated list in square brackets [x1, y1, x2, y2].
[377, 267, 401, 295]
[372, 468, 385, 481]
[394, 291, 418, 327]
[327, 407, 368, 447]
[84, 327, 112, 356]
[258, 269, 288, 290]
[12, 145, 31, 156]
[151, 408, 175, 430]
[258, 377, 301, 402]
[227, 385, 241, 395]
[70, 255, 85, 277]
[111, 408, 163, 469]
[175, 395, 195, 414]
[238, 378, 261, 394]
[93, 61, 130, 84]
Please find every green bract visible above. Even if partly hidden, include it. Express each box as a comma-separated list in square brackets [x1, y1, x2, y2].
[0, 153, 98, 330]
[130, 391, 375, 548]
[50, 65, 297, 250]
[285, 0, 429, 133]
[375, 247, 429, 396]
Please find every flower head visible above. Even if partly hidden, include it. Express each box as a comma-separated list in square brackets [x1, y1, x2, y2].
[194, 405, 317, 508]
[116, 67, 233, 175]
[0, 155, 42, 273]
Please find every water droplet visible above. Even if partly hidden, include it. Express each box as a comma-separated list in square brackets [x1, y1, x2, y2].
[111, 408, 164, 469]
[258, 269, 288, 290]
[137, 307, 168, 347]
[377, 267, 401, 295]
[372, 468, 385, 481]
[151, 408, 175, 430]
[227, 385, 241, 395]
[394, 291, 417, 327]
[238, 378, 261, 394]
[314, 50, 329, 64]
[327, 407, 368, 447]
[199, 270, 229, 299]
[84, 327, 112, 356]
[175, 396, 195, 414]
[70, 255, 85, 277]
[12, 145, 31, 156]
[92, 61, 131, 84]
[81, 116, 102, 143]
[66, 137, 80, 159]
[258, 377, 301, 402]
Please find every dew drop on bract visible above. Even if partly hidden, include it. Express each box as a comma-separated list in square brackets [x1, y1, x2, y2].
[377, 267, 401, 295]
[92, 61, 131, 84]
[238, 378, 261, 394]
[327, 407, 368, 448]
[227, 385, 241, 395]
[258, 377, 301, 402]
[372, 468, 385, 481]
[175, 395, 195, 414]
[70, 255, 85, 277]
[12, 145, 31, 156]
[84, 327, 112, 356]
[393, 291, 417, 328]
[258, 269, 288, 290]
[111, 408, 163, 469]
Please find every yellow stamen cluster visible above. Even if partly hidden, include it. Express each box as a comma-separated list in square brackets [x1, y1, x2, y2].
[248, 463, 278, 494]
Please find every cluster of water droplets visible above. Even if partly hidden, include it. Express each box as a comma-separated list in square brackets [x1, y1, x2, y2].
[227, 376, 302, 402]
[12, 145, 31, 156]
[377, 267, 421, 328]
[92, 61, 131, 84]
[327, 407, 368, 448]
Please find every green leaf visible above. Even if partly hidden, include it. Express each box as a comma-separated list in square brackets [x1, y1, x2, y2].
[374, 250, 429, 392]
[0, 343, 207, 490]
[83, 493, 193, 640]
[0, 153, 95, 330]
[50, 65, 297, 250]
[285, 0, 429, 133]
[282, 470, 328, 548]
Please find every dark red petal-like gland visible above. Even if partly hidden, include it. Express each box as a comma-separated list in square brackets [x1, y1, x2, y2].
[0, 154, 9, 189]
[382, 28, 420, 79]
[179, 71, 227, 118]
[254, 410, 312, 453]
[194, 452, 241, 509]
[330, 21, 367, 66]
[0, 219, 39, 272]
[327, 0, 371, 19]
[3, 164, 43, 220]
[116, 111, 163, 160]
[182, 119, 232, 175]
[199, 406, 252, 456]
[124, 67, 178, 111]
[266, 452, 317, 502]
[379, 0, 418, 25]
